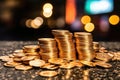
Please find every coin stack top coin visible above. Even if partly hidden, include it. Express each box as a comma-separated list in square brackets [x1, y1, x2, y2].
[38, 38, 58, 61]
[74, 32, 95, 61]
[52, 30, 76, 60]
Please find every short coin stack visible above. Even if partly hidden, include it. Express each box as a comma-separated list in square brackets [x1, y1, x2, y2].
[52, 30, 76, 60]
[74, 32, 95, 61]
[38, 38, 58, 61]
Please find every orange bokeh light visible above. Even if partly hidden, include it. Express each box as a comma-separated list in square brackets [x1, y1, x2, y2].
[65, 0, 76, 24]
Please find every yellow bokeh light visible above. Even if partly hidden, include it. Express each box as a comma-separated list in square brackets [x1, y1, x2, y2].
[43, 3, 53, 10]
[81, 15, 91, 24]
[43, 11, 53, 18]
[84, 23, 95, 32]
[33, 17, 43, 26]
[109, 15, 119, 25]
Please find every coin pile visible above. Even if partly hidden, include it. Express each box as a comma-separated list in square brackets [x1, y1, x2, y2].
[52, 30, 76, 60]
[38, 38, 58, 61]
[0, 45, 47, 70]
[74, 32, 95, 61]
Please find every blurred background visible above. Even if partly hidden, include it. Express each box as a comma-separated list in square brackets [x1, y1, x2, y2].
[0, 0, 120, 41]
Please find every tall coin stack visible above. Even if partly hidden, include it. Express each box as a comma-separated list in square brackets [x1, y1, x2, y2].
[52, 30, 76, 60]
[74, 32, 95, 61]
[38, 38, 58, 61]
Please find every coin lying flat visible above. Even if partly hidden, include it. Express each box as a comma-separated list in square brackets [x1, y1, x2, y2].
[70, 60, 83, 67]
[29, 59, 45, 67]
[0, 56, 13, 62]
[15, 65, 32, 70]
[41, 63, 58, 70]
[39, 71, 58, 77]
[21, 56, 38, 61]
[14, 49, 23, 53]
[95, 61, 112, 68]
[13, 57, 22, 62]
[23, 45, 40, 53]
[80, 60, 95, 67]
[60, 63, 75, 69]
[25, 52, 39, 56]
[13, 52, 26, 57]
[95, 52, 113, 62]
[4, 61, 21, 67]
[48, 58, 67, 65]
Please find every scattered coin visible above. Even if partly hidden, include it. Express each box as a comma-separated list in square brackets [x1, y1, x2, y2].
[13, 52, 26, 57]
[41, 63, 58, 70]
[60, 63, 75, 69]
[0, 56, 13, 62]
[39, 71, 58, 77]
[70, 60, 83, 67]
[95, 61, 112, 68]
[80, 60, 95, 67]
[29, 59, 45, 67]
[4, 61, 21, 67]
[48, 58, 68, 65]
[21, 56, 38, 61]
[15, 64, 32, 70]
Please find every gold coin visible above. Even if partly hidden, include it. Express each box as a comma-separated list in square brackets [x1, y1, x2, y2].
[94, 61, 112, 68]
[21, 56, 38, 61]
[25, 52, 39, 56]
[80, 60, 95, 67]
[60, 63, 75, 69]
[39, 71, 58, 77]
[0, 56, 13, 62]
[14, 49, 23, 53]
[70, 60, 83, 67]
[13, 57, 22, 62]
[13, 52, 26, 57]
[48, 58, 67, 65]
[95, 52, 113, 62]
[41, 63, 58, 70]
[29, 59, 45, 67]
[23, 45, 40, 53]
[4, 61, 21, 67]
[15, 65, 32, 70]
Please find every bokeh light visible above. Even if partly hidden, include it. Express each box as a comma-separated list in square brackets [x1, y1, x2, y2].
[84, 23, 95, 32]
[25, 17, 43, 29]
[33, 17, 43, 27]
[43, 11, 53, 18]
[43, 3, 53, 11]
[25, 19, 32, 28]
[43, 3, 53, 18]
[65, 0, 76, 24]
[81, 15, 91, 24]
[109, 15, 119, 25]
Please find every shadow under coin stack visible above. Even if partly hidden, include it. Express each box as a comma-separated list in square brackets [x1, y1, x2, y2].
[74, 32, 95, 61]
[52, 30, 76, 60]
[38, 38, 58, 62]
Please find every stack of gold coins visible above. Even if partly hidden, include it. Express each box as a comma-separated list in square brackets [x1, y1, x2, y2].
[38, 38, 58, 61]
[93, 42, 100, 52]
[74, 32, 95, 61]
[52, 30, 76, 60]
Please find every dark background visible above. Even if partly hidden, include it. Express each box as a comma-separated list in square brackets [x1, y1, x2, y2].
[0, 0, 120, 41]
